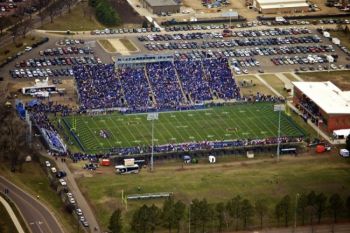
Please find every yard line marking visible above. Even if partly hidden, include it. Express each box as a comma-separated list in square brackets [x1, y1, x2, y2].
[108, 117, 133, 147]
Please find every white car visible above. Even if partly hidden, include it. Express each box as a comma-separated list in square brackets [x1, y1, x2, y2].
[67, 192, 73, 198]
[69, 198, 76, 204]
[25, 46, 32, 52]
[45, 161, 51, 167]
[51, 167, 57, 173]
[59, 179, 67, 186]
[76, 208, 83, 216]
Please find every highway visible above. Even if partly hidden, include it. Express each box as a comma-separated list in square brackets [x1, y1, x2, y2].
[0, 176, 64, 233]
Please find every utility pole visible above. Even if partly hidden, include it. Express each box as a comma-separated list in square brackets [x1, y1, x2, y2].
[274, 104, 285, 161]
[147, 112, 158, 172]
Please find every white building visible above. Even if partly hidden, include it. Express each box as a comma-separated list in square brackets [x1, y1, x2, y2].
[254, 0, 309, 14]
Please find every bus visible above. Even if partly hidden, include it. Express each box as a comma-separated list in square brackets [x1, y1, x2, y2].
[115, 164, 139, 174]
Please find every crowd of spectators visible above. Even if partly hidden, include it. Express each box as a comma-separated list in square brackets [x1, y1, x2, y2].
[174, 60, 212, 103]
[146, 61, 187, 109]
[203, 58, 241, 100]
[74, 64, 124, 110]
[117, 67, 152, 111]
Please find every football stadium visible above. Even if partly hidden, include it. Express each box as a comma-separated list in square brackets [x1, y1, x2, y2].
[29, 54, 306, 157]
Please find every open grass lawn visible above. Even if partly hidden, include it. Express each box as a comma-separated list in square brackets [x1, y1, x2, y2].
[119, 38, 137, 52]
[330, 30, 350, 50]
[259, 74, 289, 97]
[61, 103, 305, 153]
[298, 71, 350, 90]
[0, 36, 42, 64]
[76, 155, 350, 230]
[98, 39, 117, 53]
[0, 160, 76, 233]
[236, 75, 274, 96]
[283, 73, 299, 82]
[0, 200, 17, 233]
[41, 1, 104, 31]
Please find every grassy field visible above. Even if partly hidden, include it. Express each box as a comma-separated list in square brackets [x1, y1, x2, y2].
[236, 75, 274, 96]
[98, 39, 117, 53]
[61, 103, 305, 153]
[259, 74, 289, 97]
[41, 1, 104, 31]
[298, 71, 350, 90]
[0, 160, 77, 233]
[283, 73, 299, 82]
[0, 199, 17, 233]
[76, 154, 350, 230]
[330, 30, 350, 50]
[119, 38, 137, 52]
[0, 36, 42, 64]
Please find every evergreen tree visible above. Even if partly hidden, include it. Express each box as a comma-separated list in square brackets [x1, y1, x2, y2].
[240, 199, 254, 229]
[173, 201, 185, 233]
[215, 202, 225, 232]
[255, 199, 268, 229]
[329, 193, 344, 223]
[297, 193, 308, 225]
[315, 193, 327, 224]
[109, 209, 123, 233]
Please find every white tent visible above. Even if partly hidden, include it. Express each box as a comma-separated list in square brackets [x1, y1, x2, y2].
[333, 129, 350, 138]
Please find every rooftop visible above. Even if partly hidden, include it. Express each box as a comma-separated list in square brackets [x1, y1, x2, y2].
[293, 81, 350, 115]
[144, 0, 179, 7]
[260, 2, 309, 8]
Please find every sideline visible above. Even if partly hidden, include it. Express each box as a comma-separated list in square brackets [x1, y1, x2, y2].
[0, 195, 25, 233]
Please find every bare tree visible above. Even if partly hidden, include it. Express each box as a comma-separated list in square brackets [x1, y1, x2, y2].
[0, 100, 28, 172]
[64, 0, 74, 13]
[20, 19, 33, 38]
[0, 17, 12, 36]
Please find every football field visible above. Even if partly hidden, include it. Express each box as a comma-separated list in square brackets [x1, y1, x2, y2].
[62, 103, 305, 153]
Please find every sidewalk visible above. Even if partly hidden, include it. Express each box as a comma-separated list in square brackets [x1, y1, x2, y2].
[0, 195, 25, 233]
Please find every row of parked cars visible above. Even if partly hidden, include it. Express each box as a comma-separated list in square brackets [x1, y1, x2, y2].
[39, 46, 94, 56]
[57, 39, 85, 46]
[137, 27, 312, 42]
[271, 54, 338, 66]
[144, 35, 322, 51]
[296, 64, 350, 72]
[91, 27, 161, 35]
[45, 161, 89, 228]
[15, 56, 101, 69]
[10, 67, 74, 78]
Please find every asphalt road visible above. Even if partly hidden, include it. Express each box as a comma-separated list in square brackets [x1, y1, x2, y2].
[0, 176, 64, 233]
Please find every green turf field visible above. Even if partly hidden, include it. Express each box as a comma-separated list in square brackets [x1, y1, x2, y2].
[62, 103, 305, 153]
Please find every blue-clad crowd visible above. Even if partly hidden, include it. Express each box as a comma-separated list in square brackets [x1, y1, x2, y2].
[72, 58, 242, 112]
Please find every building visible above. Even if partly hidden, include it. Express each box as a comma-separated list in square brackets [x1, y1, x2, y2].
[141, 0, 180, 14]
[293, 81, 350, 132]
[253, 0, 309, 14]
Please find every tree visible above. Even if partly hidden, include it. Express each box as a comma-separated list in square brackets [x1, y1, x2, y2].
[255, 199, 268, 229]
[328, 193, 343, 223]
[279, 195, 291, 227]
[131, 205, 148, 233]
[315, 193, 327, 224]
[0, 99, 28, 171]
[173, 201, 185, 233]
[109, 209, 123, 233]
[226, 195, 242, 230]
[307, 191, 317, 225]
[215, 202, 225, 232]
[64, 0, 73, 13]
[297, 193, 308, 225]
[0, 17, 12, 36]
[142, 20, 148, 28]
[346, 196, 350, 219]
[275, 202, 283, 226]
[346, 134, 350, 151]
[148, 204, 160, 233]
[198, 199, 213, 233]
[240, 199, 254, 229]
[162, 198, 175, 233]
[190, 199, 201, 233]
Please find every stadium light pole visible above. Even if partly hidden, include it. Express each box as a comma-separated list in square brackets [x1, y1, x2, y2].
[147, 112, 159, 172]
[274, 104, 285, 162]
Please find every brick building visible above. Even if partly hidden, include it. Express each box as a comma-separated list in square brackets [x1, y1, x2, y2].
[293, 81, 350, 132]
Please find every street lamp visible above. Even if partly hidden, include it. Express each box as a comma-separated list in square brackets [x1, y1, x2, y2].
[188, 202, 192, 233]
[274, 104, 285, 162]
[147, 112, 159, 172]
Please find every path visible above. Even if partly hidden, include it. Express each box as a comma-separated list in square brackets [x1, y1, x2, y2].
[47, 155, 100, 233]
[0, 195, 25, 233]
[0, 176, 64, 233]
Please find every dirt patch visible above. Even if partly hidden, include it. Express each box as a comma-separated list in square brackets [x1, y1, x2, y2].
[109, 0, 144, 24]
[107, 38, 138, 55]
[298, 71, 350, 91]
[98, 39, 117, 53]
[236, 75, 274, 97]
